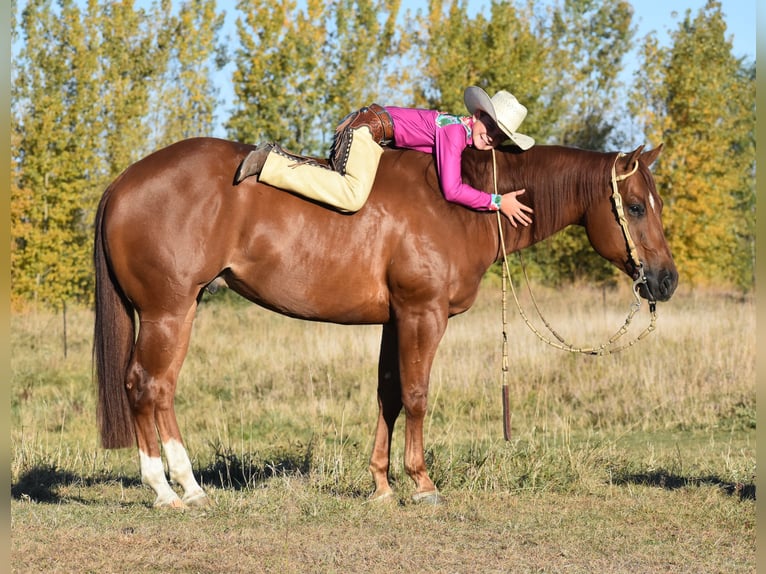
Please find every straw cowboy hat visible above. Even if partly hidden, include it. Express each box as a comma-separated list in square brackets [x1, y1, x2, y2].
[464, 86, 535, 150]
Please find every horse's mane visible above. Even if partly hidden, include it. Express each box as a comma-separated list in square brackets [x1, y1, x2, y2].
[462, 145, 616, 241]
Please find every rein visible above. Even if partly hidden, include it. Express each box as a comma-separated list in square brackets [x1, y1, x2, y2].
[491, 150, 658, 439]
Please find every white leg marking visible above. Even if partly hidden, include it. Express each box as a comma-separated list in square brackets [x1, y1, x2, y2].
[164, 439, 208, 505]
[139, 450, 182, 507]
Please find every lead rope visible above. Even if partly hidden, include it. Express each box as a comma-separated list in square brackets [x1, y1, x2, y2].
[491, 150, 658, 440]
[493, 151, 512, 440]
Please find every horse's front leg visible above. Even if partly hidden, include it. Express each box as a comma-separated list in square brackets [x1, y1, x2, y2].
[369, 323, 402, 501]
[396, 306, 448, 503]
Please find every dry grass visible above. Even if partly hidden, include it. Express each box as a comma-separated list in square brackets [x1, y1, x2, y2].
[10, 281, 755, 572]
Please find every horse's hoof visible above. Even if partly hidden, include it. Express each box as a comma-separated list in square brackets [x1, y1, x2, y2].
[154, 497, 187, 510]
[411, 490, 444, 505]
[183, 492, 212, 508]
[365, 490, 396, 504]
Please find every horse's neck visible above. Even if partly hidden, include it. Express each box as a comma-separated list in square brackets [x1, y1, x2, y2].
[490, 148, 605, 251]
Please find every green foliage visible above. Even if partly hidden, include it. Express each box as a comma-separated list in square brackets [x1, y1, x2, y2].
[153, 0, 225, 143]
[523, 0, 635, 283]
[549, 0, 635, 149]
[630, 0, 755, 289]
[226, 0, 403, 153]
[410, 0, 547, 116]
[226, 0, 326, 151]
[13, 0, 105, 307]
[12, 0, 225, 308]
[410, 0, 634, 143]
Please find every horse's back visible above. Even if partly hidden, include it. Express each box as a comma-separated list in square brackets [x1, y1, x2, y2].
[100, 138, 488, 322]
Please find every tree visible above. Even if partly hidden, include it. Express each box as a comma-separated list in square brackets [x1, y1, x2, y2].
[153, 0, 226, 144]
[96, 0, 174, 174]
[12, 0, 752, 310]
[410, 0, 636, 286]
[631, 0, 755, 290]
[521, 0, 636, 288]
[11, 0, 210, 308]
[226, 0, 330, 151]
[320, 0, 402, 138]
[226, 0, 402, 154]
[12, 0, 103, 307]
[549, 0, 635, 149]
[410, 0, 552, 133]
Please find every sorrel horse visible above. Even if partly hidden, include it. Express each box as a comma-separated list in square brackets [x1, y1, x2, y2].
[94, 137, 677, 508]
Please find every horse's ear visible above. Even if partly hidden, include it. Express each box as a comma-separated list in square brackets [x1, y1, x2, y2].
[640, 143, 663, 167]
[622, 144, 643, 166]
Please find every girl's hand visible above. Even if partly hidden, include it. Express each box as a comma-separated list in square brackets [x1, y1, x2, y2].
[500, 189, 533, 227]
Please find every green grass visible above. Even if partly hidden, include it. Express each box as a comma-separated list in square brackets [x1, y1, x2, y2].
[11, 282, 755, 572]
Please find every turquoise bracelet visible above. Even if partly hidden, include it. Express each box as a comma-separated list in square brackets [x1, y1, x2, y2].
[490, 193, 502, 210]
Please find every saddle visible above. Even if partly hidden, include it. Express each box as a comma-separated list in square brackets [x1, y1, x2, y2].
[329, 103, 394, 174]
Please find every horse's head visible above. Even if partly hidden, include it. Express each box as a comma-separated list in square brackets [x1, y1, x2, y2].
[584, 145, 678, 302]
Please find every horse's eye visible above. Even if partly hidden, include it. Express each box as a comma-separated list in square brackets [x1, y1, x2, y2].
[628, 204, 645, 217]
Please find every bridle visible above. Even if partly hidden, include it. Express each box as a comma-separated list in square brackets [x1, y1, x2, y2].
[492, 149, 658, 353]
[491, 150, 659, 439]
[609, 152, 655, 312]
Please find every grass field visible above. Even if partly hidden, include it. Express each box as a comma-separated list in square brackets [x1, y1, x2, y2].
[11, 280, 755, 573]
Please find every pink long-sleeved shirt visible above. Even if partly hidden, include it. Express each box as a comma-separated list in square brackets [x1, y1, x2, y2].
[385, 106, 493, 211]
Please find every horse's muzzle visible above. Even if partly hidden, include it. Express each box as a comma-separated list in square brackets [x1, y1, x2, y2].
[638, 266, 678, 302]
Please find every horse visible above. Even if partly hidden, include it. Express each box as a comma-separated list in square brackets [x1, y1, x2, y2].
[93, 137, 677, 508]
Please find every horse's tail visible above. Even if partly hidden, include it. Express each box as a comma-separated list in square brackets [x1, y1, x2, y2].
[93, 182, 136, 449]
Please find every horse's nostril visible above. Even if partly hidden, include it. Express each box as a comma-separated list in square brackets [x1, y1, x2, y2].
[658, 271, 677, 299]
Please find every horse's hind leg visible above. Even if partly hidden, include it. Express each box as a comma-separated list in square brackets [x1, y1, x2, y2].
[369, 323, 402, 501]
[127, 303, 208, 508]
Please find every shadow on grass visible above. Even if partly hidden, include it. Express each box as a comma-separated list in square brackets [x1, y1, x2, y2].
[612, 470, 755, 501]
[195, 447, 312, 490]
[11, 465, 143, 503]
[11, 448, 311, 504]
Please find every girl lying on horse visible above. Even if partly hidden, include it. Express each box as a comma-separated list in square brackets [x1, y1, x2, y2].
[235, 86, 535, 227]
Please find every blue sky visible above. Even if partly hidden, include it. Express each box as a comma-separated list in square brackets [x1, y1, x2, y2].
[623, 0, 755, 59]
[461, 0, 755, 59]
